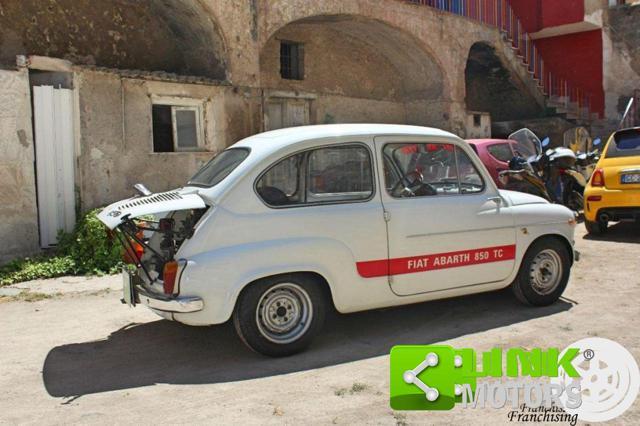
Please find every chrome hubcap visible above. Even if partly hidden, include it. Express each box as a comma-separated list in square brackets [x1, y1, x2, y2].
[256, 283, 313, 344]
[529, 249, 563, 295]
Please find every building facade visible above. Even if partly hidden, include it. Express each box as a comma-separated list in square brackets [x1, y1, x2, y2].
[0, 0, 637, 261]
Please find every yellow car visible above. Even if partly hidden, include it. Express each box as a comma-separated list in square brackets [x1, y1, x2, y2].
[584, 127, 640, 234]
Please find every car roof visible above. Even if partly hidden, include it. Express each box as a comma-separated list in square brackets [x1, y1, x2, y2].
[234, 124, 460, 153]
[466, 139, 515, 147]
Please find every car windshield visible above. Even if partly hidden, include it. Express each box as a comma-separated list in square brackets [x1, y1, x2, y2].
[508, 128, 541, 158]
[606, 129, 640, 159]
[188, 148, 250, 187]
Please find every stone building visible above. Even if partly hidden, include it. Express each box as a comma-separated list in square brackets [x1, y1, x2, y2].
[0, 0, 637, 261]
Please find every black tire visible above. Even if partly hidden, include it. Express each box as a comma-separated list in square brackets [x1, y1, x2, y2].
[511, 238, 571, 306]
[233, 274, 326, 357]
[585, 219, 607, 235]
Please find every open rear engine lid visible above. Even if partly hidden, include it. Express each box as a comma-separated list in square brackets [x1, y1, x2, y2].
[97, 190, 206, 229]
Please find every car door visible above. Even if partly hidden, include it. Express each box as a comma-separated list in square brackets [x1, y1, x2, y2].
[372, 136, 517, 296]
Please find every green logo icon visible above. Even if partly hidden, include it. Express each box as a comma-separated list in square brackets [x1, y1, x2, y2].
[390, 345, 476, 411]
[390, 345, 580, 411]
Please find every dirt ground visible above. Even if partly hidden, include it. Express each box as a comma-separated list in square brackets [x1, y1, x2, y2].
[0, 222, 639, 425]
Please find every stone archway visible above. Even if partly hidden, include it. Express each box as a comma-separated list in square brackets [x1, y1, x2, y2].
[259, 14, 448, 129]
[0, 0, 228, 79]
[464, 41, 543, 122]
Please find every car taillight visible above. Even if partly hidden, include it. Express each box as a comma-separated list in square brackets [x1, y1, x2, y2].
[163, 260, 179, 295]
[591, 168, 605, 187]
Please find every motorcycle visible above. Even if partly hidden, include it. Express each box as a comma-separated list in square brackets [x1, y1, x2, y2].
[575, 138, 602, 182]
[499, 129, 552, 201]
[500, 128, 586, 212]
[543, 140, 585, 212]
[562, 127, 602, 182]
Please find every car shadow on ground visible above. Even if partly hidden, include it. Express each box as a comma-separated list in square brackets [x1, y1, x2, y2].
[582, 221, 640, 244]
[43, 290, 573, 398]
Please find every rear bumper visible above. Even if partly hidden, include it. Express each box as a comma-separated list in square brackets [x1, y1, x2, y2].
[135, 286, 204, 313]
[584, 187, 640, 222]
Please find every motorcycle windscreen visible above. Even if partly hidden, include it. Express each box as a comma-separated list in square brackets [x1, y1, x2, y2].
[563, 127, 591, 153]
[508, 128, 542, 158]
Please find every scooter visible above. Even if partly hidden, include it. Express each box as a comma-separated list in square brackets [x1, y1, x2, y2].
[498, 156, 552, 201]
[499, 129, 552, 201]
[540, 137, 586, 212]
[575, 138, 602, 182]
[502, 129, 585, 212]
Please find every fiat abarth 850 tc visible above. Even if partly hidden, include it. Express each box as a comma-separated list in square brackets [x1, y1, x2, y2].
[98, 124, 578, 357]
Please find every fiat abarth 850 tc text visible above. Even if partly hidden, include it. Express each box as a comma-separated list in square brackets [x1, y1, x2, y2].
[98, 124, 578, 356]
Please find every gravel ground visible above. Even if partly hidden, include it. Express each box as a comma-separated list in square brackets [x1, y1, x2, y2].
[0, 222, 638, 425]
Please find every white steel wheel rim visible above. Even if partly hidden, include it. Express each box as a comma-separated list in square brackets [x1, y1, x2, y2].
[256, 283, 313, 344]
[529, 249, 563, 295]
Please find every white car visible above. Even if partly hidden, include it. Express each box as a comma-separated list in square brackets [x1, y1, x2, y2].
[98, 124, 578, 356]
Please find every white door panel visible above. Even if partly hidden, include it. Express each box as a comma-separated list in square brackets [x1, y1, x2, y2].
[373, 136, 516, 296]
[33, 86, 76, 247]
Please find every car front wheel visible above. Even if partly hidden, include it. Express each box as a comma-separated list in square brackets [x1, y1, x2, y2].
[233, 274, 326, 357]
[511, 238, 571, 306]
[585, 219, 607, 235]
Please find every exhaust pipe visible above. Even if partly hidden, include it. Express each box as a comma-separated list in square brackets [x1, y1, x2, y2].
[599, 213, 610, 223]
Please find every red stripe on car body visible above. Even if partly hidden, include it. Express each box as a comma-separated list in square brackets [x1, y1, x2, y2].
[356, 244, 516, 278]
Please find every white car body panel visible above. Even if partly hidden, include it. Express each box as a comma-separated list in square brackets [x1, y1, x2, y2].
[98, 124, 577, 326]
[97, 189, 206, 229]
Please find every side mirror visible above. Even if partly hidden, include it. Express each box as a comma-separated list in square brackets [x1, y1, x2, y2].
[134, 183, 152, 197]
[542, 137, 550, 148]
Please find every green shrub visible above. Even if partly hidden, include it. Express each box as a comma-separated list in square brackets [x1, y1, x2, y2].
[0, 208, 123, 286]
[57, 208, 123, 275]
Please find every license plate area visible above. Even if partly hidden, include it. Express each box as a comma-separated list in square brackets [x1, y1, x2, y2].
[621, 173, 640, 184]
[122, 269, 137, 306]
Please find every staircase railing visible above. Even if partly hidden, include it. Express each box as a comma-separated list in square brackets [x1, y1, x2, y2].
[407, 0, 594, 120]
[620, 90, 640, 129]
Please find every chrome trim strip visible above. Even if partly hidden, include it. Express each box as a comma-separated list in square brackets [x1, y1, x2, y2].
[620, 168, 640, 174]
[136, 287, 203, 313]
[406, 225, 515, 239]
[407, 220, 569, 239]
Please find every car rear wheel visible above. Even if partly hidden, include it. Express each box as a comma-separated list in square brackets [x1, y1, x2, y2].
[585, 219, 607, 235]
[511, 238, 571, 306]
[233, 274, 326, 357]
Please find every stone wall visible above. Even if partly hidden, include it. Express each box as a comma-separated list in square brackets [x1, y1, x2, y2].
[601, 4, 640, 132]
[0, 68, 39, 262]
[75, 70, 262, 210]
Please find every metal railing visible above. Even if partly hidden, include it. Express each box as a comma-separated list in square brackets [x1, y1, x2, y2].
[620, 90, 640, 129]
[408, 0, 594, 119]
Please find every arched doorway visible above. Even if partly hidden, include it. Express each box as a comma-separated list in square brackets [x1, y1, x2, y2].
[259, 15, 447, 130]
[465, 42, 542, 122]
[0, 0, 227, 79]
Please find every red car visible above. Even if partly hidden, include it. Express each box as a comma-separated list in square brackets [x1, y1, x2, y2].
[466, 139, 518, 188]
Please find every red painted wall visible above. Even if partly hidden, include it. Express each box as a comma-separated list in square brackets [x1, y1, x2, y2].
[535, 30, 604, 116]
[509, 0, 585, 33]
[509, 0, 540, 33]
[540, 0, 584, 29]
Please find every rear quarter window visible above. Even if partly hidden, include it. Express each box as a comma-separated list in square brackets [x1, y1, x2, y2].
[606, 129, 640, 158]
[487, 143, 514, 162]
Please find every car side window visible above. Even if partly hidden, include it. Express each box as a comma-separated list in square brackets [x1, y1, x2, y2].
[383, 143, 484, 198]
[487, 143, 514, 163]
[456, 146, 484, 194]
[256, 153, 304, 206]
[256, 144, 373, 207]
[306, 146, 373, 203]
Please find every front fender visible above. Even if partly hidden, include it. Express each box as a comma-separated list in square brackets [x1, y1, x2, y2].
[172, 237, 359, 325]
